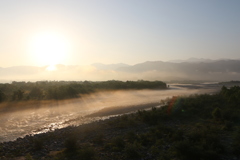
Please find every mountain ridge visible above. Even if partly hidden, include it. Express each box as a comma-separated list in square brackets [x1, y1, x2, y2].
[1, 58, 240, 82]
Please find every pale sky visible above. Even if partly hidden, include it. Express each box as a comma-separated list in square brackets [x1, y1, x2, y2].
[0, 0, 240, 67]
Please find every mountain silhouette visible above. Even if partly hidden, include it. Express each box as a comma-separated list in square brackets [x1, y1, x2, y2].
[1, 59, 240, 82]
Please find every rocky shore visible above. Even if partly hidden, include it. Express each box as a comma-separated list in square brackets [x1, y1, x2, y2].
[0, 113, 152, 160]
[0, 101, 161, 160]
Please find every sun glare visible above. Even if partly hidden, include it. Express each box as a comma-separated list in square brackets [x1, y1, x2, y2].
[46, 65, 57, 71]
[29, 32, 70, 66]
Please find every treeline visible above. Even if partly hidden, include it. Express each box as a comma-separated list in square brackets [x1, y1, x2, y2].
[0, 80, 167, 101]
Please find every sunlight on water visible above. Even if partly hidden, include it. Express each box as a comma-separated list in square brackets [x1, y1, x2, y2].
[0, 84, 220, 142]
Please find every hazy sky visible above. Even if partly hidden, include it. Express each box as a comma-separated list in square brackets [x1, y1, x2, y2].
[0, 0, 240, 67]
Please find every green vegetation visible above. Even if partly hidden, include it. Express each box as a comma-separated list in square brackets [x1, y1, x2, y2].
[0, 80, 167, 101]
[2, 85, 240, 159]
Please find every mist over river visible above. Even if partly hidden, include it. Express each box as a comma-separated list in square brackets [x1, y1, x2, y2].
[0, 83, 221, 142]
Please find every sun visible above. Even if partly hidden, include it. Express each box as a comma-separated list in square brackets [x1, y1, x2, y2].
[29, 32, 70, 66]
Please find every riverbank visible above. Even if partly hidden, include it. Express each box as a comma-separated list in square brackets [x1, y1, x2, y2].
[0, 111, 156, 160]
[1, 86, 240, 160]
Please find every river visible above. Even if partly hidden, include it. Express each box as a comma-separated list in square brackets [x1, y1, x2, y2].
[0, 83, 221, 142]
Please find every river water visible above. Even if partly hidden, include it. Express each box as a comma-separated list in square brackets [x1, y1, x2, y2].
[0, 83, 221, 142]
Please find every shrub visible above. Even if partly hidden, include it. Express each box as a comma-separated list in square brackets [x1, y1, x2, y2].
[222, 121, 233, 131]
[232, 128, 240, 154]
[92, 133, 104, 145]
[125, 131, 138, 143]
[212, 107, 222, 120]
[111, 136, 125, 151]
[124, 143, 142, 159]
[33, 139, 43, 150]
[25, 153, 34, 160]
[116, 115, 136, 128]
[149, 145, 160, 156]
[138, 133, 151, 146]
[78, 146, 96, 160]
[137, 109, 160, 125]
[170, 130, 184, 141]
[65, 136, 78, 152]
[174, 140, 203, 160]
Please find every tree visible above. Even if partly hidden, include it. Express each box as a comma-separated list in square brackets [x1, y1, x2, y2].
[29, 87, 43, 99]
[0, 89, 5, 102]
[12, 89, 24, 100]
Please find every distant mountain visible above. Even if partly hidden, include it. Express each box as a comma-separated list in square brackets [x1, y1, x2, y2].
[0, 66, 41, 76]
[168, 57, 215, 63]
[117, 59, 240, 73]
[92, 63, 130, 70]
[1, 60, 240, 82]
[116, 59, 240, 81]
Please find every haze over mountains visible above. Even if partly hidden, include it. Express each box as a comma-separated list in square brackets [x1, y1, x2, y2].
[167, 57, 217, 63]
[1, 58, 240, 82]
